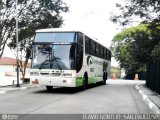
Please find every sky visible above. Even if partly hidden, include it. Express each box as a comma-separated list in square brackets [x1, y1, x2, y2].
[3, 0, 121, 66]
[61, 0, 121, 66]
[62, 0, 120, 47]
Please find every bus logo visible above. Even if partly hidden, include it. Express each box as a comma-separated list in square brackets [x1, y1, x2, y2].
[87, 56, 93, 66]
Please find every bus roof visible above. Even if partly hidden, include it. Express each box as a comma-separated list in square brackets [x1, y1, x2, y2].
[36, 28, 81, 33]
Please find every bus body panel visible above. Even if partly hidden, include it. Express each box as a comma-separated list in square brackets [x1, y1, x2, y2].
[77, 53, 111, 84]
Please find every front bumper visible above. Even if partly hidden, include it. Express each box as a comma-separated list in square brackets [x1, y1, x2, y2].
[30, 76, 76, 87]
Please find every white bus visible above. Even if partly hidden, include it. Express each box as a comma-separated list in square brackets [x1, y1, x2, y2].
[30, 29, 111, 90]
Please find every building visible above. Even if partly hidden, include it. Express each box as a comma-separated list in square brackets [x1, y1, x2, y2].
[0, 57, 31, 73]
[0, 57, 18, 73]
[0, 57, 31, 86]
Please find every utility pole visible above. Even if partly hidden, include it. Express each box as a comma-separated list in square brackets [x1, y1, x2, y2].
[16, 0, 20, 87]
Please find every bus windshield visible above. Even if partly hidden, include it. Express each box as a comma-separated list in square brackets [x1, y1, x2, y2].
[32, 44, 76, 70]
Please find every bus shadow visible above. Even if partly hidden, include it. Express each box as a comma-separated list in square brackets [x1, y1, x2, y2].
[33, 83, 106, 94]
[33, 87, 82, 94]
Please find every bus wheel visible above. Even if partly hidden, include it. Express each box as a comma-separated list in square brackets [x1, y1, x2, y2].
[46, 86, 53, 91]
[103, 73, 107, 85]
[82, 74, 88, 90]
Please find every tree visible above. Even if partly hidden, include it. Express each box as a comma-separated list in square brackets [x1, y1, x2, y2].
[151, 42, 160, 60]
[111, 0, 160, 75]
[111, 24, 159, 74]
[0, 0, 16, 58]
[0, 0, 69, 81]
[111, 0, 160, 26]
[1, 0, 68, 57]
[111, 66, 121, 79]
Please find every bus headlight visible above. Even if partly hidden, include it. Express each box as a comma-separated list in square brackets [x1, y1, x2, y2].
[67, 79, 72, 84]
[30, 72, 39, 76]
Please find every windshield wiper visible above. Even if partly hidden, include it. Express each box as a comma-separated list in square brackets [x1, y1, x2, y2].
[38, 61, 51, 69]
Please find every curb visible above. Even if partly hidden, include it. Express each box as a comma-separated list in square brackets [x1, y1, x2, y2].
[0, 85, 41, 95]
[135, 85, 160, 114]
[0, 91, 6, 94]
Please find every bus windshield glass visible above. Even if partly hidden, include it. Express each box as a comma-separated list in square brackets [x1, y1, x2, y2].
[35, 32, 76, 43]
[32, 44, 76, 70]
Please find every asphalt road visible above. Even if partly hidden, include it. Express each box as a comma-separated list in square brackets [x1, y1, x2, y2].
[0, 79, 153, 115]
[0, 80, 156, 120]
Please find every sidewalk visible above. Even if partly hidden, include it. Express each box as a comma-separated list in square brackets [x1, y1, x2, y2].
[0, 83, 40, 95]
[135, 84, 160, 114]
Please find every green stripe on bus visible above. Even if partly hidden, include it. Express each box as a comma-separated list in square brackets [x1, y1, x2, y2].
[76, 77, 98, 87]
[88, 77, 95, 84]
[76, 77, 83, 87]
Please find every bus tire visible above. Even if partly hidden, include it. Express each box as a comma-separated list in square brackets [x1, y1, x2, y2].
[82, 73, 88, 90]
[103, 72, 107, 85]
[46, 86, 53, 91]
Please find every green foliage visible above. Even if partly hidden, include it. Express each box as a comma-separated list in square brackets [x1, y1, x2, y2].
[151, 42, 160, 60]
[111, 0, 160, 25]
[0, 0, 69, 58]
[111, 0, 160, 76]
[8, 0, 68, 49]
[0, 1, 16, 57]
[0, 0, 69, 80]
[111, 66, 121, 78]
[111, 24, 157, 73]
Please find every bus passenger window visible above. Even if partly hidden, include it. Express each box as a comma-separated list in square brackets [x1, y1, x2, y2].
[76, 45, 83, 72]
[85, 37, 91, 54]
[77, 32, 83, 45]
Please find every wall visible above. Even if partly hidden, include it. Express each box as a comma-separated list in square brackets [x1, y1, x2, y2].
[0, 72, 23, 86]
[146, 60, 160, 94]
[0, 65, 16, 72]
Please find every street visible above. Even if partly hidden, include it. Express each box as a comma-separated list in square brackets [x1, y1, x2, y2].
[0, 80, 153, 115]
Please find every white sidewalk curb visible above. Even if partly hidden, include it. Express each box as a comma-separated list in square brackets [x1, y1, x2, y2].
[20, 87, 28, 90]
[0, 85, 41, 95]
[0, 91, 6, 94]
[135, 85, 160, 114]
